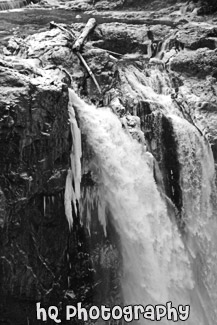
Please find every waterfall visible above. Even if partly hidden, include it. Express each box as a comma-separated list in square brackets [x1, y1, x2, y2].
[0, 0, 27, 10]
[171, 115, 217, 319]
[67, 87, 217, 324]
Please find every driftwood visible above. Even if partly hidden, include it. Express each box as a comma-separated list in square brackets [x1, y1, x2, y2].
[50, 21, 76, 40]
[76, 52, 101, 94]
[73, 18, 97, 51]
[50, 19, 101, 93]
[73, 18, 101, 94]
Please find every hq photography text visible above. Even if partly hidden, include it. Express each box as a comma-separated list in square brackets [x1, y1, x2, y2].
[36, 302, 190, 323]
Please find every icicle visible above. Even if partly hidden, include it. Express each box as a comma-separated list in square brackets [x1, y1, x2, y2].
[64, 89, 82, 230]
[64, 169, 74, 230]
[79, 186, 107, 236]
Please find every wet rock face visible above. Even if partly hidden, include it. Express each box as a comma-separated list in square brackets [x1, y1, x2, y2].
[38, 0, 217, 13]
[0, 62, 70, 299]
[121, 0, 179, 9]
[63, 0, 182, 11]
[170, 48, 217, 77]
[93, 23, 148, 54]
[176, 23, 217, 50]
[0, 26, 121, 324]
[197, 0, 217, 15]
[92, 23, 173, 55]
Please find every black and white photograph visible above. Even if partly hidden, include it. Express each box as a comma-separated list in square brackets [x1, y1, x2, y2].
[0, 0, 217, 324]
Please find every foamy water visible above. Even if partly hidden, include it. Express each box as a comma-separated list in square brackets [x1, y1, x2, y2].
[65, 87, 217, 324]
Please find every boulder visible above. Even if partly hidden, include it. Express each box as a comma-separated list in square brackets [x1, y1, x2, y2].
[176, 23, 217, 50]
[93, 22, 173, 55]
[170, 48, 217, 78]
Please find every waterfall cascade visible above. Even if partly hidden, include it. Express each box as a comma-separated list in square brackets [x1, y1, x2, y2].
[0, 0, 27, 10]
[65, 60, 217, 324]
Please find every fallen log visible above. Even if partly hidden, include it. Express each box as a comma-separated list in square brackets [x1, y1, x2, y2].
[73, 18, 97, 51]
[73, 18, 101, 93]
[76, 52, 101, 94]
[50, 19, 101, 93]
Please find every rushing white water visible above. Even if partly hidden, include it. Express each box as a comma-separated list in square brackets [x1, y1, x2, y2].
[0, 0, 27, 10]
[67, 87, 217, 324]
[171, 115, 217, 322]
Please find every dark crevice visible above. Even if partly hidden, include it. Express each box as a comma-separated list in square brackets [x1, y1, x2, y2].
[161, 115, 184, 229]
